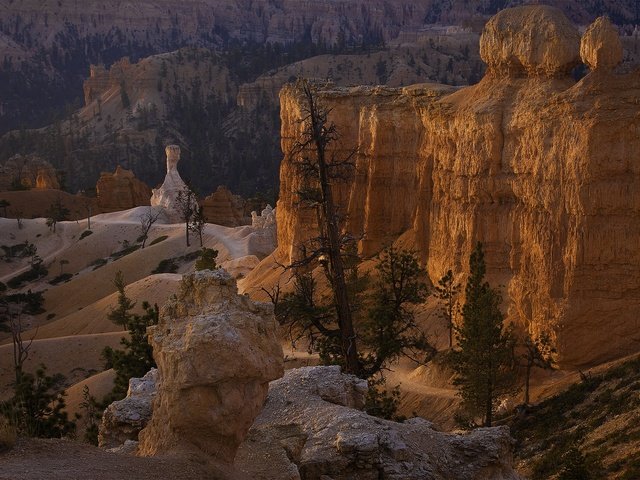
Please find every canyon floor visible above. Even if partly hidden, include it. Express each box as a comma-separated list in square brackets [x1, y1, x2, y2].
[0, 438, 227, 480]
[0, 201, 607, 416]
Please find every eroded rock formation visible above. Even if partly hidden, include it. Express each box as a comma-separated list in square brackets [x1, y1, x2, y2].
[137, 269, 284, 464]
[98, 368, 157, 450]
[580, 16, 623, 71]
[266, 6, 640, 368]
[236, 366, 520, 479]
[0, 154, 59, 191]
[201, 185, 247, 227]
[96, 165, 151, 211]
[150, 145, 194, 221]
[83, 58, 133, 106]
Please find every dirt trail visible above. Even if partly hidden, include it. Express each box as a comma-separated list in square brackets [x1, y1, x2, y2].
[0, 438, 237, 480]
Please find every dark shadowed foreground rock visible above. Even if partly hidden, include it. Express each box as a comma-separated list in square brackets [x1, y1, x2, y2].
[136, 269, 284, 464]
[98, 368, 157, 451]
[236, 366, 521, 480]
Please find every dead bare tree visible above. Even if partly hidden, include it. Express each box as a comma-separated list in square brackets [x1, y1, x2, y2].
[285, 79, 361, 375]
[0, 301, 38, 385]
[189, 205, 206, 247]
[138, 208, 161, 249]
[11, 208, 24, 229]
[176, 187, 196, 247]
[82, 196, 93, 231]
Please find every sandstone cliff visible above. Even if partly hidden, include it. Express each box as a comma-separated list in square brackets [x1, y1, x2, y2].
[96, 166, 151, 212]
[261, 6, 640, 369]
[201, 186, 247, 227]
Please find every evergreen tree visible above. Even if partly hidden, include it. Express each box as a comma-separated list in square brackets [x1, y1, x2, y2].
[176, 186, 196, 247]
[275, 247, 434, 378]
[451, 242, 517, 427]
[0, 365, 76, 438]
[359, 247, 435, 377]
[195, 248, 218, 271]
[107, 271, 135, 331]
[103, 300, 159, 401]
[434, 269, 461, 349]
[286, 79, 360, 374]
[0, 199, 10, 217]
[521, 331, 556, 405]
[44, 196, 70, 233]
[120, 81, 130, 109]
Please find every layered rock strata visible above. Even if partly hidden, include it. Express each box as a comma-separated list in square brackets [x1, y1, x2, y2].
[136, 269, 284, 464]
[96, 165, 151, 211]
[236, 366, 520, 480]
[272, 6, 640, 368]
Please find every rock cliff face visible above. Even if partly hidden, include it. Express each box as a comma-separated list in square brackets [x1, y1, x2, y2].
[96, 165, 151, 211]
[236, 366, 520, 480]
[137, 269, 284, 464]
[0, 0, 635, 60]
[273, 6, 640, 368]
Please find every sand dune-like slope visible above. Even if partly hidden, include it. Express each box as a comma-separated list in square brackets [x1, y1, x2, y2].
[0, 332, 122, 400]
[0, 207, 277, 412]
[31, 274, 182, 339]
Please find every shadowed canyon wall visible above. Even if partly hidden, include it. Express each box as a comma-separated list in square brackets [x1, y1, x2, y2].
[274, 6, 640, 369]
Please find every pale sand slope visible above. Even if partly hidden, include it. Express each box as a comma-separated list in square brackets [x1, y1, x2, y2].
[64, 369, 116, 438]
[1, 207, 274, 336]
[28, 274, 182, 339]
[0, 207, 275, 410]
[0, 333, 122, 401]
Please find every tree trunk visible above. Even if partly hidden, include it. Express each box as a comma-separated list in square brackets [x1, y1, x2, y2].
[185, 222, 190, 247]
[485, 379, 493, 427]
[448, 303, 453, 349]
[525, 363, 531, 405]
[305, 85, 360, 376]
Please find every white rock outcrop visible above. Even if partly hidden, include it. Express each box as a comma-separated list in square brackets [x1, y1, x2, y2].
[248, 204, 277, 254]
[236, 366, 521, 480]
[150, 145, 194, 220]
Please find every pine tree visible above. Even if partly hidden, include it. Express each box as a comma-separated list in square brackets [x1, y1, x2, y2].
[0, 365, 75, 438]
[107, 271, 135, 331]
[360, 247, 435, 377]
[103, 300, 158, 401]
[451, 242, 517, 427]
[176, 186, 196, 247]
[434, 269, 461, 349]
[0, 199, 10, 217]
[45, 196, 70, 233]
[195, 248, 218, 271]
[521, 331, 556, 405]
